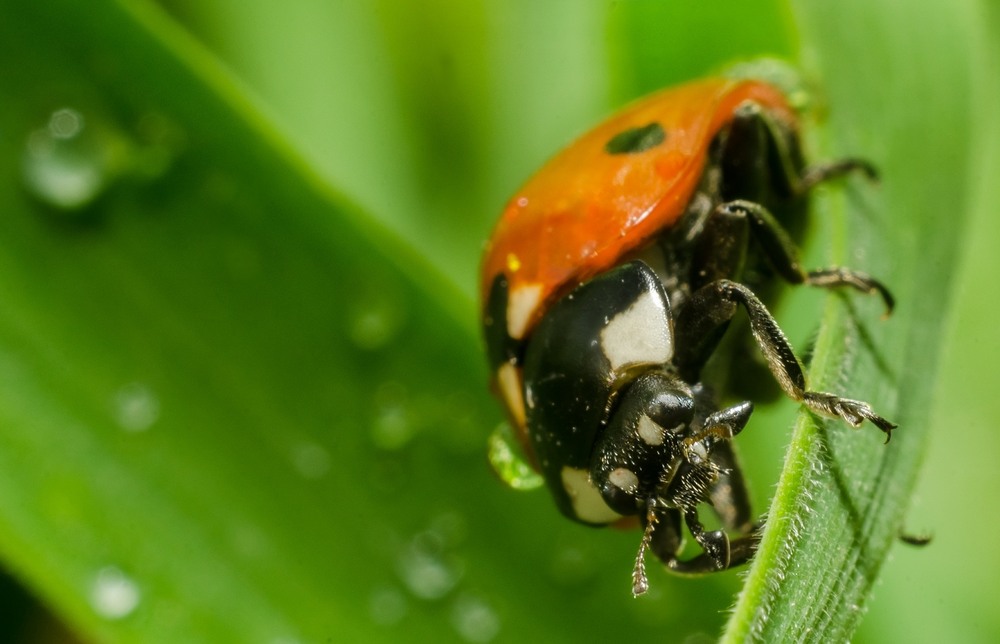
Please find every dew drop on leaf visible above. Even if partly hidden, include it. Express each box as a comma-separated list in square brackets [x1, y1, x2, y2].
[22, 106, 184, 213]
[369, 584, 408, 626]
[396, 530, 464, 600]
[21, 107, 125, 211]
[112, 382, 160, 432]
[450, 594, 501, 643]
[487, 423, 543, 490]
[89, 566, 141, 620]
[371, 382, 415, 450]
[290, 441, 331, 479]
[348, 292, 405, 351]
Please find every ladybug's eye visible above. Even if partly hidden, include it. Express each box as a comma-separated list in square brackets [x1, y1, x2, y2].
[646, 389, 695, 435]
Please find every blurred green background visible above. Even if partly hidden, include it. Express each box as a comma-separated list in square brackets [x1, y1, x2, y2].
[0, 0, 997, 642]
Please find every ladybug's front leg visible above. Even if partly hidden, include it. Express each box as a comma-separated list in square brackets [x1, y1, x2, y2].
[643, 503, 759, 578]
[673, 279, 896, 439]
[634, 503, 733, 593]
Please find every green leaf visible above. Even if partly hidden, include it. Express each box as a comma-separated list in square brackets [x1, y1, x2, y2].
[0, 2, 496, 642]
[0, 0, 996, 642]
[726, 0, 990, 641]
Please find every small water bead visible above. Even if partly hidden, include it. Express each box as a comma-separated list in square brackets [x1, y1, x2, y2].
[487, 423, 543, 490]
[22, 106, 185, 213]
[450, 595, 500, 643]
[397, 530, 464, 601]
[369, 585, 408, 626]
[112, 382, 160, 432]
[290, 441, 331, 479]
[22, 107, 126, 210]
[90, 566, 141, 620]
[371, 382, 415, 450]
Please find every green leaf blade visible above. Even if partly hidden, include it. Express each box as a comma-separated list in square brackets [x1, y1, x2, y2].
[726, 0, 985, 640]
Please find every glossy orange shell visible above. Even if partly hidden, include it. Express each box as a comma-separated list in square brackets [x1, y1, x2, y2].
[480, 77, 797, 340]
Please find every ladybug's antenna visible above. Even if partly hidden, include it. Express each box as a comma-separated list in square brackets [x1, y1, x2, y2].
[632, 501, 659, 597]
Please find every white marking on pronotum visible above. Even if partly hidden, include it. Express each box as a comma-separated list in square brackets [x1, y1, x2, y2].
[599, 290, 672, 371]
[561, 467, 623, 524]
[507, 283, 544, 340]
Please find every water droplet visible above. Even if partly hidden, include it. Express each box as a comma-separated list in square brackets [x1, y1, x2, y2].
[371, 383, 415, 450]
[450, 595, 500, 643]
[90, 566, 140, 620]
[290, 441, 330, 479]
[22, 107, 127, 211]
[369, 585, 408, 625]
[348, 293, 405, 351]
[487, 423, 543, 490]
[397, 531, 463, 600]
[113, 382, 160, 432]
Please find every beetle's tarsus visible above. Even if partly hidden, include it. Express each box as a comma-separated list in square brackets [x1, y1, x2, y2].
[805, 268, 895, 316]
[803, 392, 896, 441]
[799, 158, 879, 192]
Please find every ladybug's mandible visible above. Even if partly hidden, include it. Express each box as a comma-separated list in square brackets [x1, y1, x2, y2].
[480, 77, 894, 596]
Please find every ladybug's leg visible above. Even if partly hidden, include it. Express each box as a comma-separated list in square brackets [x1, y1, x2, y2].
[664, 535, 761, 576]
[726, 101, 878, 198]
[636, 504, 734, 588]
[798, 159, 878, 193]
[676, 508, 730, 571]
[722, 200, 894, 313]
[649, 505, 760, 577]
[674, 279, 895, 438]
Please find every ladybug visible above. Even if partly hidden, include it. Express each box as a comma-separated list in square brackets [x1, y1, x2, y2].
[480, 77, 896, 596]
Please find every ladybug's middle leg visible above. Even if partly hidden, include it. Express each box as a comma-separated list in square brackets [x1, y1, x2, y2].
[711, 200, 894, 314]
[673, 279, 895, 438]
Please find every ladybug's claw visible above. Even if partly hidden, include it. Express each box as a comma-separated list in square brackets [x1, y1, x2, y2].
[803, 392, 896, 442]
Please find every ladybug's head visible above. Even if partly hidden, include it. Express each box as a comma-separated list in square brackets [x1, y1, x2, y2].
[589, 372, 753, 592]
[590, 374, 696, 517]
[592, 373, 755, 516]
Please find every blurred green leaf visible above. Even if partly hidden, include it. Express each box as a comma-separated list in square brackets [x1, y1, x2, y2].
[0, 0, 994, 643]
[0, 1, 498, 642]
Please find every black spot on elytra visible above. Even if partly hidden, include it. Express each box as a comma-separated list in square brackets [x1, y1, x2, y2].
[604, 122, 666, 155]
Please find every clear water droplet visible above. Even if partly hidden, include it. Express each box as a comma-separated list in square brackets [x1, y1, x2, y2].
[113, 382, 160, 432]
[450, 595, 500, 643]
[22, 107, 127, 211]
[371, 383, 415, 450]
[487, 423, 543, 490]
[397, 531, 463, 600]
[369, 585, 408, 626]
[290, 441, 330, 479]
[90, 566, 140, 620]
